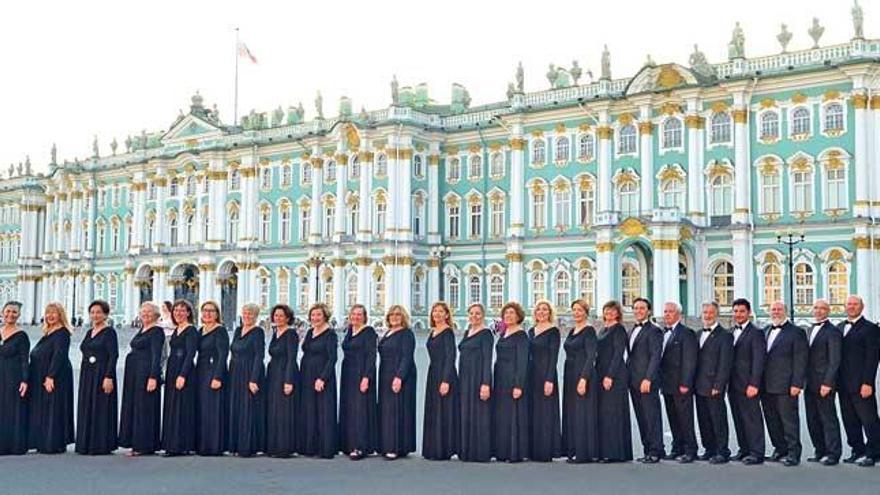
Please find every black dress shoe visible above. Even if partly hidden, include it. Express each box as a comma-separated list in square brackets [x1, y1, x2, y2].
[820, 456, 838, 466]
[697, 452, 714, 461]
[781, 456, 800, 467]
[709, 455, 729, 465]
[677, 454, 695, 464]
[843, 453, 862, 464]
[856, 456, 876, 467]
[768, 451, 786, 462]
[663, 452, 681, 461]
[742, 455, 764, 465]
[730, 452, 745, 462]
[642, 455, 660, 464]
[807, 455, 823, 463]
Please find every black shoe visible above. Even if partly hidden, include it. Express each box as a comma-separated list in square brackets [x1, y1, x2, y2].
[843, 453, 862, 464]
[709, 455, 729, 465]
[663, 452, 681, 461]
[677, 454, 695, 464]
[807, 455, 823, 463]
[782, 456, 800, 467]
[768, 451, 786, 462]
[730, 452, 745, 462]
[856, 456, 876, 467]
[642, 455, 660, 464]
[742, 455, 764, 465]
[820, 456, 839, 466]
[697, 452, 714, 461]
[636, 456, 648, 463]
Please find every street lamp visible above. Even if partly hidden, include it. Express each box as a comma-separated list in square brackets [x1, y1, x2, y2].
[431, 246, 451, 300]
[312, 254, 326, 303]
[70, 267, 79, 327]
[776, 230, 805, 322]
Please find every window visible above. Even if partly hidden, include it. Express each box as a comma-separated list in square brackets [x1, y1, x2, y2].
[710, 113, 731, 144]
[108, 277, 118, 309]
[169, 217, 178, 246]
[555, 136, 570, 162]
[147, 218, 155, 247]
[469, 201, 482, 238]
[762, 263, 782, 306]
[662, 118, 683, 149]
[280, 204, 291, 244]
[413, 155, 424, 179]
[278, 270, 290, 305]
[489, 275, 504, 310]
[413, 197, 424, 239]
[259, 209, 270, 244]
[412, 272, 424, 309]
[578, 267, 594, 305]
[827, 261, 848, 305]
[259, 272, 270, 309]
[713, 261, 734, 306]
[82, 222, 90, 251]
[298, 273, 309, 309]
[823, 103, 844, 133]
[111, 223, 120, 252]
[531, 139, 546, 164]
[578, 183, 594, 227]
[324, 203, 335, 238]
[260, 167, 272, 189]
[532, 188, 546, 230]
[186, 176, 196, 196]
[618, 181, 639, 217]
[447, 158, 461, 182]
[280, 165, 292, 187]
[323, 276, 334, 309]
[185, 214, 195, 245]
[709, 174, 733, 216]
[531, 271, 546, 305]
[554, 187, 571, 228]
[578, 134, 594, 160]
[375, 202, 386, 238]
[794, 263, 815, 306]
[554, 271, 571, 309]
[490, 199, 504, 237]
[169, 178, 179, 197]
[98, 189, 107, 208]
[826, 167, 846, 210]
[299, 207, 310, 241]
[618, 125, 637, 154]
[301, 163, 311, 185]
[760, 111, 779, 140]
[660, 178, 685, 211]
[325, 160, 336, 182]
[490, 152, 504, 177]
[97, 223, 106, 253]
[201, 176, 209, 194]
[791, 107, 810, 136]
[448, 205, 460, 239]
[229, 169, 241, 191]
[447, 276, 460, 309]
[346, 274, 358, 308]
[227, 209, 239, 244]
[375, 273, 386, 309]
[469, 276, 481, 305]
[350, 155, 361, 180]
[792, 169, 813, 213]
[761, 172, 781, 214]
[347, 202, 359, 236]
[621, 263, 640, 307]
[375, 154, 387, 176]
[469, 155, 482, 180]
[202, 208, 209, 241]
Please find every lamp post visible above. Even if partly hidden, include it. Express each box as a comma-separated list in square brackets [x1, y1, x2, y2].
[431, 246, 451, 300]
[70, 267, 78, 327]
[312, 254, 326, 304]
[777, 230, 805, 322]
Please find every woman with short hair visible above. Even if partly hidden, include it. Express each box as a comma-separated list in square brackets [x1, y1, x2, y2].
[0, 301, 29, 455]
[266, 303, 299, 458]
[493, 302, 530, 462]
[161, 299, 199, 456]
[595, 300, 633, 463]
[339, 304, 377, 460]
[28, 302, 74, 454]
[378, 304, 416, 460]
[119, 302, 165, 456]
[195, 300, 229, 456]
[227, 303, 266, 457]
[457, 303, 493, 462]
[562, 299, 599, 463]
[299, 302, 338, 458]
[76, 299, 119, 455]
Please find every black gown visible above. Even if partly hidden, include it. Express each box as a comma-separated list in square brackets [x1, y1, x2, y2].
[119, 325, 164, 454]
[338, 325, 378, 456]
[528, 326, 561, 461]
[0, 331, 29, 455]
[162, 325, 198, 454]
[298, 328, 338, 458]
[378, 327, 417, 456]
[595, 323, 632, 461]
[75, 326, 119, 455]
[422, 329, 459, 460]
[227, 326, 266, 457]
[195, 326, 229, 456]
[457, 328, 493, 462]
[266, 328, 299, 457]
[493, 330, 530, 462]
[562, 326, 599, 462]
[28, 329, 74, 453]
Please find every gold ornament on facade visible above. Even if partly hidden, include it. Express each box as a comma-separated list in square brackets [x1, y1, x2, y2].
[684, 115, 705, 129]
[657, 65, 684, 89]
[505, 252, 524, 262]
[659, 166, 685, 182]
[239, 167, 257, 178]
[853, 93, 869, 109]
[870, 95, 880, 110]
[310, 157, 323, 169]
[732, 109, 748, 124]
[679, 226, 694, 241]
[578, 123, 592, 132]
[596, 242, 614, 253]
[853, 237, 871, 250]
[822, 90, 841, 102]
[638, 122, 654, 135]
[759, 157, 779, 175]
[358, 151, 374, 162]
[444, 146, 459, 155]
[660, 102, 682, 115]
[427, 155, 440, 166]
[509, 138, 525, 150]
[791, 93, 808, 104]
[489, 142, 502, 151]
[426, 258, 440, 268]
[652, 239, 679, 250]
[207, 171, 227, 180]
[706, 161, 731, 178]
[710, 101, 730, 113]
[617, 113, 634, 126]
[619, 217, 647, 237]
[531, 129, 544, 138]
[759, 98, 777, 109]
[596, 126, 613, 140]
[790, 157, 811, 173]
[554, 123, 567, 134]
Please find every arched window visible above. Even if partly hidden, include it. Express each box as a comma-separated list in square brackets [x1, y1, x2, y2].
[227, 209, 239, 244]
[323, 273, 334, 309]
[280, 164, 292, 187]
[259, 208, 271, 244]
[662, 118, 683, 148]
[531, 271, 546, 306]
[260, 167, 272, 189]
[578, 267, 595, 305]
[554, 271, 571, 309]
[660, 178, 685, 211]
[146, 218, 155, 247]
[325, 160, 336, 182]
[169, 217, 178, 246]
[578, 134, 594, 160]
[490, 197, 505, 238]
[763, 263, 782, 306]
[324, 202, 335, 238]
[794, 262, 815, 306]
[299, 206, 310, 241]
[350, 155, 361, 180]
[375, 201, 387, 238]
[555, 136, 570, 162]
[618, 125, 637, 154]
[713, 261, 734, 306]
[278, 269, 290, 305]
[827, 261, 848, 305]
[791, 107, 811, 135]
[826, 166, 846, 210]
[413, 155, 424, 179]
[823, 103, 844, 133]
[531, 186, 546, 229]
[469, 201, 482, 238]
[346, 274, 358, 309]
[531, 139, 546, 164]
[621, 262, 640, 307]
[300, 162, 311, 184]
[111, 222, 120, 252]
[618, 181, 639, 217]
[229, 169, 241, 190]
[279, 204, 291, 244]
[469, 155, 482, 179]
[447, 276, 459, 308]
[709, 174, 733, 216]
[185, 214, 195, 245]
[489, 275, 504, 310]
[447, 157, 461, 182]
[347, 201, 359, 236]
[761, 171, 781, 214]
[490, 152, 504, 177]
[469, 275, 481, 305]
[792, 169, 813, 213]
[186, 176, 196, 196]
[760, 111, 779, 140]
[374, 154, 387, 176]
[169, 177, 179, 196]
[554, 187, 571, 228]
[710, 113, 732, 144]
[258, 270, 270, 309]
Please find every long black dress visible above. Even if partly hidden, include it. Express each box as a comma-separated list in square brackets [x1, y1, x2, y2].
[528, 326, 561, 461]
[458, 328, 493, 462]
[227, 326, 266, 457]
[0, 330, 29, 455]
[422, 329, 459, 460]
[298, 327, 338, 458]
[162, 325, 198, 454]
[338, 325, 377, 456]
[595, 323, 632, 462]
[195, 326, 229, 456]
[266, 328, 299, 457]
[75, 326, 119, 454]
[28, 329, 74, 453]
[378, 327, 417, 457]
[493, 330, 530, 462]
[562, 326, 599, 462]
[119, 325, 164, 454]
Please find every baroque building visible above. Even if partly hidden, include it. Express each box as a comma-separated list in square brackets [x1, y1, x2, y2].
[1, 14, 879, 328]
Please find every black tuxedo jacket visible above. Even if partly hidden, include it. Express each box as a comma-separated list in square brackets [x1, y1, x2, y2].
[730, 321, 765, 393]
[762, 320, 808, 395]
[660, 322, 698, 395]
[837, 317, 880, 394]
[627, 320, 663, 390]
[695, 325, 734, 397]
[804, 320, 841, 393]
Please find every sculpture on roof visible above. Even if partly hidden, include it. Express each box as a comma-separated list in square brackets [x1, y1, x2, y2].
[808, 17, 825, 48]
[315, 91, 324, 120]
[853, 1, 865, 39]
[728, 22, 745, 59]
[644, 54, 656, 67]
[272, 105, 284, 127]
[600, 45, 611, 80]
[124, 136, 132, 153]
[110, 137, 118, 155]
[777, 24, 792, 53]
[689, 44, 713, 77]
[92, 135, 99, 158]
[515, 61, 524, 93]
[50, 143, 57, 165]
[451, 83, 471, 112]
[16, 162, 22, 176]
[506, 82, 515, 100]
[24, 156, 31, 175]
[391, 75, 400, 105]
[570, 60, 582, 85]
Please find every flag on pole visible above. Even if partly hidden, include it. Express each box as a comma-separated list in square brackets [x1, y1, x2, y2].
[237, 42, 258, 64]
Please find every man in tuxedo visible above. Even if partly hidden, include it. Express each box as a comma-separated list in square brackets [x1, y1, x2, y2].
[761, 301, 808, 466]
[695, 301, 733, 464]
[728, 298, 766, 465]
[804, 299, 842, 465]
[660, 301, 698, 463]
[838, 295, 880, 467]
[627, 298, 664, 463]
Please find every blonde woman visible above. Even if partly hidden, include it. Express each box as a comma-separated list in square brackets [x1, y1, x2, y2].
[528, 299, 561, 462]
[28, 302, 74, 454]
[378, 304, 416, 459]
[299, 302, 338, 458]
[195, 300, 229, 456]
[228, 303, 266, 457]
[0, 301, 29, 455]
[494, 302, 529, 462]
[423, 302, 459, 460]
[458, 303, 493, 462]
[119, 302, 165, 456]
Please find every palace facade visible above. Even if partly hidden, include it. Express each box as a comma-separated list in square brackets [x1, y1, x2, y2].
[2, 21, 880, 328]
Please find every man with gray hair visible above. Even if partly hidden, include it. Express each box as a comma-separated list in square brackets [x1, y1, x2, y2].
[659, 301, 698, 463]
[804, 299, 842, 465]
[695, 301, 733, 463]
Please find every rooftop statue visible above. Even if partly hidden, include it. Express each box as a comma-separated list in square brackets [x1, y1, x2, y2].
[808, 17, 824, 48]
[777, 24, 792, 53]
[315, 91, 324, 120]
[853, 1, 864, 39]
[601, 44, 611, 80]
[728, 22, 745, 59]
[515, 62, 524, 93]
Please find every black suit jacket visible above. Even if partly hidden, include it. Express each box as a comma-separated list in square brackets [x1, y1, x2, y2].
[627, 321, 663, 391]
[805, 320, 841, 394]
[660, 322, 698, 395]
[695, 325, 734, 397]
[837, 317, 880, 395]
[730, 321, 765, 393]
[762, 320, 808, 395]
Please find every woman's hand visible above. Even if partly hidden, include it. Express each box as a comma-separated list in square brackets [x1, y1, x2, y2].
[577, 378, 588, 396]
[392, 377, 402, 394]
[512, 387, 522, 400]
[283, 383, 294, 396]
[543, 381, 554, 397]
[248, 381, 259, 395]
[18, 382, 27, 398]
[175, 376, 186, 390]
[102, 378, 114, 394]
[359, 377, 369, 394]
[439, 381, 450, 396]
[602, 377, 613, 391]
[210, 379, 222, 390]
[479, 384, 490, 401]
[146, 378, 157, 392]
[43, 377, 55, 393]
[315, 378, 325, 393]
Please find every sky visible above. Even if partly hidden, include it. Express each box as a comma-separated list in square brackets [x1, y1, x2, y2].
[0, 0, 872, 174]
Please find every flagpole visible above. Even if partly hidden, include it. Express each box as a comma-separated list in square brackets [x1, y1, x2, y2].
[234, 27, 240, 126]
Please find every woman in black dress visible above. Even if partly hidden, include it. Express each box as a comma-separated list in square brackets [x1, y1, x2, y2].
[528, 299, 561, 462]
[119, 302, 165, 456]
[457, 303, 493, 462]
[0, 301, 29, 455]
[562, 298, 599, 463]
[378, 304, 416, 460]
[28, 302, 74, 454]
[227, 303, 266, 457]
[195, 300, 228, 456]
[339, 304, 377, 460]
[161, 300, 198, 456]
[596, 300, 632, 462]
[298, 302, 338, 458]
[422, 301, 459, 460]
[494, 302, 530, 462]
[266, 304, 299, 458]
[75, 300, 118, 455]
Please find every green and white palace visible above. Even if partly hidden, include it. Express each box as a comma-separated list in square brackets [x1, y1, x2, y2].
[2, 14, 880, 328]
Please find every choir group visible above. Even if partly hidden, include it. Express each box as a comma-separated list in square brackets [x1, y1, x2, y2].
[0, 294, 878, 468]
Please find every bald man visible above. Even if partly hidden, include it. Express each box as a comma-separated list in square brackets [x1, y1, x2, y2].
[659, 302, 698, 463]
[804, 299, 841, 465]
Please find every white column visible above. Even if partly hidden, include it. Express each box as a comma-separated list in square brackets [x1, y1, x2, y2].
[43, 194, 55, 257]
[356, 252, 371, 309]
[731, 97, 751, 224]
[686, 98, 706, 225]
[309, 151, 324, 244]
[595, 227, 614, 306]
[651, 226, 680, 318]
[597, 110, 613, 214]
[871, 95, 880, 219]
[198, 259, 216, 306]
[397, 250, 413, 309]
[207, 158, 228, 249]
[153, 169, 168, 249]
[386, 146, 399, 240]
[427, 145, 441, 244]
[85, 187, 97, 254]
[54, 192, 68, 254]
[81, 268, 94, 318]
[639, 104, 655, 212]
[153, 263, 169, 305]
[334, 152, 348, 241]
[130, 173, 146, 252]
[307, 259, 319, 304]
[853, 90, 870, 217]
[332, 256, 346, 322]
[357, 148, 373, 243]
[394, 144, 412, 242]
[427, 258, 440, 304]
[69, 188, 83, 257]
[240, 154, 258, 247]
[509, 123, 526, 237]
[731, 229, 753, 300]
[854, 233, 872, 318]
[124, 266, 137, 320]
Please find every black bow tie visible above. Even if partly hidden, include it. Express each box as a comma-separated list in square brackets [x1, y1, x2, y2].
[771, 325, 783, 331]
[665, 327, 673, 332]
[813, 322, 825, 327]
[702, 327, 713, 332]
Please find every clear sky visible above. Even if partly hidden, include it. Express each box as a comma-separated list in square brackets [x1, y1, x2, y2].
[0, 0, 870, 174]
